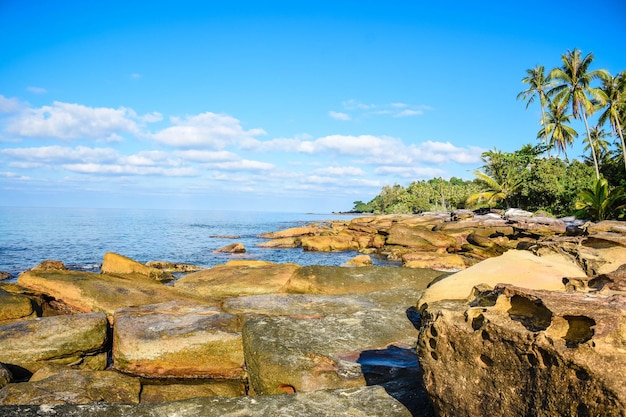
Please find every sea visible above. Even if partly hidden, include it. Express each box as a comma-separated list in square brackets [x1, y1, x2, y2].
[0, 207, 392, 280]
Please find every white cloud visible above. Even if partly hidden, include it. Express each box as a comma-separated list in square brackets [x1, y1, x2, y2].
[394, 109, 424, 118]
[302, 175, 339, 184]
[328, 111, 351, 121]
[208, 159, 275, 171]
[342, 99, 375, 110]
[0, 145, 119, 163]
[26, 86, 47, 94]
[62, 163, 198, 177]
[174, 150, 238, 162]
[0, 95, 23, 113]
[338, 100, 431, 119]
[374, 166, 446, 178]
[314, 166, 366, 176]
[5, 101, 141, 141]
[130, 73, 142, 79]
[151, 112, 266, 149]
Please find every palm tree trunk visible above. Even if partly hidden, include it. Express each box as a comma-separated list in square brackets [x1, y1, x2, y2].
[615, 116, 626, 174]
[582, 110, 601, 179]
[540, 104, 550, 158]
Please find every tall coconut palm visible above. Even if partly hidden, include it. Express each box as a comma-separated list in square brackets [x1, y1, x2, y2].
[549, 49, 609, 178]
[537, 99, 578, 160]
[583, 125, 611, 164]
[466, 168, 524, 208]
[517, 65, 554, 157]
[598, 71, 626, 172]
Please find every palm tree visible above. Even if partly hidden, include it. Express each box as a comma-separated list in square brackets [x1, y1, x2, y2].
[598, 71, 626, 172]
[466, 168, 524, 208]
[537, 99, 578, 160]
[575, 178, 626, 220]
[582, 125, 611, 164]
[517, 65, 554, 157]
[549, 49, 609, 179]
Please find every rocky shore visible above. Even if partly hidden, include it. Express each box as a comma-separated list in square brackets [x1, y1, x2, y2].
[0, 210, 625, 416]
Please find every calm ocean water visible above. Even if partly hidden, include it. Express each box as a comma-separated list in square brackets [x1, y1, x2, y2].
[0, 207, 388, 279]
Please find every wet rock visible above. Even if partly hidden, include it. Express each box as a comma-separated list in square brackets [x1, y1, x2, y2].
[31, 260, 67, 271]
[0, 289, 37, 324]
[140, 380, 245, 403]
[243, 310, 419, 395]
[417, 283, 626, 416]
[174, 261, 299, 299]
[145, 261, 205, 273]
[215, 243, 246, 253]
[0, 385, 414, 417]
[113, 301, 244, 379]
[0, 369, 140, 405]
[344, 254, 372, 267]
[18, 269, 202, 316]
[258, 226, 318, 239]
[0, 312, 108, 378]
[255, 237, 300, 248]
[418, 250, 585, 307]
[0, 272, 13, 281]
[101, 252, 174, 282]
[284, 265, 444, 295]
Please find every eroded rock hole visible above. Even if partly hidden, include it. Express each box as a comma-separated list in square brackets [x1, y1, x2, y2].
[429, 338, 437, 349]
[471, 314, 485, 331]
[481, 329, 490, 341]
[429, 325, 438, 337]
[430, 351, 438, 361]
[563, 315, 595, 348]
[277, 384, 296, 394]
[507, 294, 553, 332]
[478, 354, 493, 367]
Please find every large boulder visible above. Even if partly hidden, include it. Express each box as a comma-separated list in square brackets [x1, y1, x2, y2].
[174, 261, 300, 299]
[0, 289, 37, 324]
[418, 250, 586, 307]
[284, 265, 444, 295]
[0, 312, 108, 378]
[0, 385, 415, 417]
[402, 252, 467, 271]
[243, 310, 420, 395]
[101, 252, 174, 282]
[386, 224, 457, 250]
[258, 226, 318, 239]
[113, 302, 244, 379]
[300, 235, 359, 252]
[17, 269, 202, 316]
[417, 283, 626, 416]
[0, 369, 140, 405]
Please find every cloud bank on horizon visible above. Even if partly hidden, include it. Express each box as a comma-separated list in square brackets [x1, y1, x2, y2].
[0, 0, 624, 212]
[0, 94, 483, 211]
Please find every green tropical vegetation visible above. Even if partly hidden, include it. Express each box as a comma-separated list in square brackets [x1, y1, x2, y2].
[352, 49, 625, 221]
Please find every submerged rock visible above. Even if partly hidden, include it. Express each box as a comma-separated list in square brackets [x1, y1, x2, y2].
[214, 243, 246, 253]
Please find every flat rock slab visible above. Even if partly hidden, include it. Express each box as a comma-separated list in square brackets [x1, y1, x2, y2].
[0, 289, 37, 324]
[113, 301, 244, 379]
[242, 309, 419, 395]
[284, 265, 444, 294]
[174, 261, 300, 299]
[18, 270, 202, 315]
[140, 380, 245, 403]
[0, 385, 414, 417]
[0, 312, 108, 377]
[0, 369, 140, 405]
[418, 249, 586, 306]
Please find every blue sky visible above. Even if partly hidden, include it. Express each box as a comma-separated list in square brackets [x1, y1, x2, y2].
[1, 1, 625, 213]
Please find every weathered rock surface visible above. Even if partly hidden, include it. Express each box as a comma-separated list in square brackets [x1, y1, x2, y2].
[344, 254, 373, 267]
[0, 289, 37, 324]
[386, 224, 458, 250]
[0, 272, 13, 281]
[417, 281, 626, 416]
[101, 252, 174, 282]
[418, 250, 586, 307]
[402, 252, 467, 271]
[0, 369, 140, 405]
[258, 226, 318, 239]
[175, 261, 300, 299]
[300, 235, 360, 251]
[0, 385, 415, 417]
[243, 309, 420, 395]
[214, 243, 246, 253]
[0, 312, 108, 378]
[30, 260, 67, 271]
[0, 365, 11, 388]
[113, 301, 244, 379]
[17, 269, 199, 316]
[140, 380, 245, 403]
[284, 265, 444, 295]
[145, 261, 205, 273]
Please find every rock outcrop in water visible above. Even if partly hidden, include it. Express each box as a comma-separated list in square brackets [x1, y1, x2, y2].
[0, 214, 625, 416]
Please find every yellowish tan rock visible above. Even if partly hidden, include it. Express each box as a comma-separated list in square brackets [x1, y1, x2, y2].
[101, 252, 173, 282]
[418, 250, 586, 307]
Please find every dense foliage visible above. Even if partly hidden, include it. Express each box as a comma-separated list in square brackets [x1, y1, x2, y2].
[353, 49, 625, 220]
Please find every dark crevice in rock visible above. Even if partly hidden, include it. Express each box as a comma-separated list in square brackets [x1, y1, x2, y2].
[563, 315, 595, 348]
[507, 294, 553, 332]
